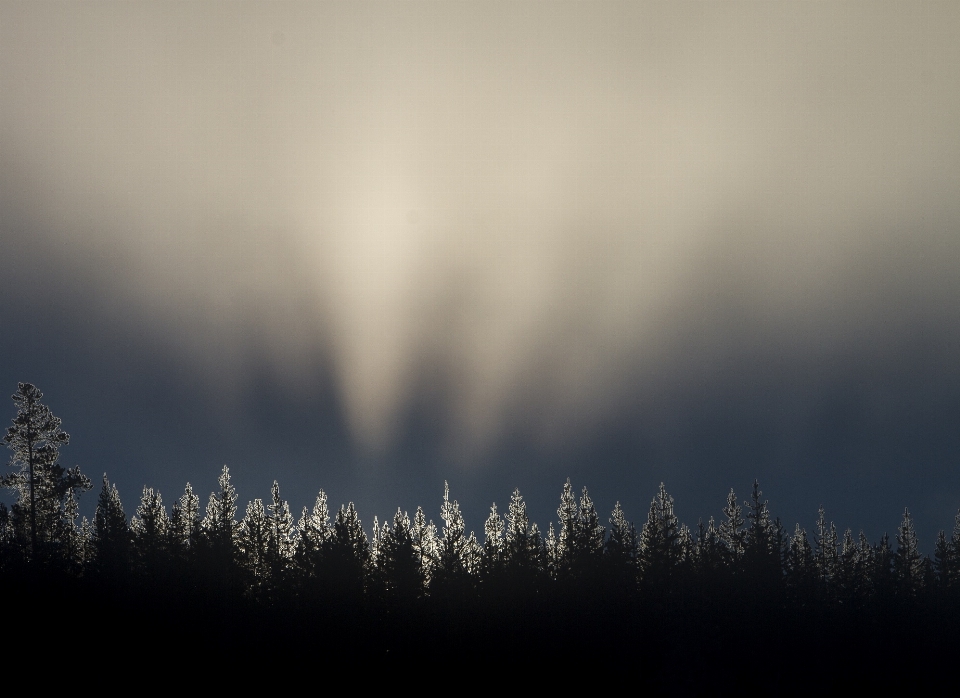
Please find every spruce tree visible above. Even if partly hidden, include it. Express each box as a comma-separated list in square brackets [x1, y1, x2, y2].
[718, 488, 745, 572]
[2, 383, 91, 563]
[433, 483, 471, 599]
[131, 486, 169, 578]
[92, 475, 131, 580]
[893, 508, 923, 599]
[238, 498, 270, 593]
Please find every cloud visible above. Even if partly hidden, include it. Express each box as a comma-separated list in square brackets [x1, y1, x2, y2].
[2, 2, 959, 464]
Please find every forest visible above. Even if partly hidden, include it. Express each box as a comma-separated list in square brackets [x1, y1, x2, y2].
[3, 382, 957, 685]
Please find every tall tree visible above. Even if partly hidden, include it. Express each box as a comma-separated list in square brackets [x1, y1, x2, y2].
[131, 486, 170, 578]
[433, 483, 471, 598]
[639, 483, 681, 596]
[2, 383, 91, 562]
[893, 508, 923, 599]
[718, 488, 745, 573]
[92, 475, 131, 579]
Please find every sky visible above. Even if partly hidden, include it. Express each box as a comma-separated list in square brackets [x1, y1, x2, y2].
[2, 2, 959, 546]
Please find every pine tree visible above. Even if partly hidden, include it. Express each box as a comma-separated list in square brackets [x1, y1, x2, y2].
[2, 383, 91, 563]
[294, 489, 333, 589]
[266, 481, 294, 588]
[639, 483, 680, 596]
[605, 501, 638, 595]
[785, 524, 815, 607]
[131, 486, 169, 577]
[893, 508, 923, 599]
[433, 482, 471, 598]
[169, 482, 202, 566]
[328, 502, 370, 600]
[814, 506, 838, 603]
[377, 509, 423, 603]
[411, 505, 438, 583]
[743, 481, 779, 594]
[555, 478, 578, 576]
[718, 488, 745, 571]
[238, 498, 270, 592]
[200, 466, 240, 582]
[92, 475, 131, 579]
[481, 502, 505, 581]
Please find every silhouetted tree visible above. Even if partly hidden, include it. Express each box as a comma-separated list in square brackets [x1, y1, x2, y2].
[131, 486, 169, 578]
[604, 501, 638, 596]
[2, 383, 91, 564]
[719, 488, 745, 574]
[743, 481, 780, 598]
[327, 502, 370, 602]
[238, 498, 269, 594]
[92, 475, 131, 580]
[639, 483, 681, 601]
[432, 482, 472, 600]
[894, 508, 923, 600]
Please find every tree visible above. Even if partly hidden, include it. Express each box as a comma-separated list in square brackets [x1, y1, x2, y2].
[718, 488, 745, 571]
[131, 486, 170, 577]
[604, 501, 638, 595]
[92, 475, 131, 579]
[639, 483, 681, 596]
[238, 498, 269, 587]
[2, 383, 91, 562]
[200, 466, 240, 584]
[894, 508, 923, 599]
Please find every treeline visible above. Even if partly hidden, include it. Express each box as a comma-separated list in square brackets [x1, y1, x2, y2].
[3, 382, 959, 682]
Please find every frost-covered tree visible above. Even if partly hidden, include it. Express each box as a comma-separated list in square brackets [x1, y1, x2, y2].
[238, 498, 270, 590]
[894, 508, 923, 599]
[328, 502, 370, 599]
[785, 524, 815, 606]
[266, 481, 294, 586]
[377, 509, 423, 602]
[481, 502, 505, 580]
[2, 383, 91, 563]
[92, 475, 130, 579]
[814, 506, 839, 602]
[200, 466, 240, 579]
[743, 481, 780, 593]
[294, 489, 333, 586]
[433, 483, 472, 598]
[573, 486, 605, 569]
[411, 505, 438, 582]
[131, 487, 169, 577]
[605, 501, 638, 593]
[639, 483, 681, 594]
[555, 478, 578, 574]
[718, 488, 745, 570]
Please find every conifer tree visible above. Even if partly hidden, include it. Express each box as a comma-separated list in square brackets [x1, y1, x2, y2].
[893, 508, 923, 599]
[743, 481, 779, 594]
[238, 498, 270, 592]
[92, 475, 131, 579]
[433, 483, 471, 598]
[605, 501, 638, 594]
[169, 482, 202, 566]
[411, 506, 438, 583]
[200, 466, 240, 582]
[294, 489, 333, 588]
[266, 481, 294, 587]
[719, 488, 745, 571]
[481, 502, 505, 581]
[555, 478, 578, 575]
[131, 486, 169, 577]
[785, 524, 815, 607]
[2, 383, 91, 563]
[328, 502, 370, 600]
[377, 509, 424, 603]
[573, 486, 605, 568]
[814, 506, 839, 602]
[639, 483, 680, 596]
